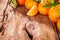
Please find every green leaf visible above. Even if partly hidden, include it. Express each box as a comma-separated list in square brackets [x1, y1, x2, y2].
[8, 0, 18, 8]
[34, 0, 41, 3]
[12, 0, 18, 8]
[57, 9, 60, 13]
[43, 2, 60, 8]
[50, 0, 54, 3]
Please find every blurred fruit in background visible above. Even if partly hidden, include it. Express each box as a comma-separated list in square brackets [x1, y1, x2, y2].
[38, 0, 50, 15]
[27, 5, 38, 16]
[25, 0, 37, 9]
[17, 0, 26, 5]
[38, 3, 50, 15]
[49, 4, 60, 22]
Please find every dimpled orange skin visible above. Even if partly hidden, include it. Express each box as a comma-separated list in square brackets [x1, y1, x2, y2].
[49, 5, 60, 22]
[38, 3, 50, 15]
[57, 19, 60, 30]
[25, 0, 37, 9]
[17, 0, 26, 5]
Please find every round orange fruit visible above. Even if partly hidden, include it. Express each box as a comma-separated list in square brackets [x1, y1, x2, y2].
[25, 0, 37, 9]
[49, 4, 60, 22]
[38, 3, 50, 15]
[17, 0, 26, 5]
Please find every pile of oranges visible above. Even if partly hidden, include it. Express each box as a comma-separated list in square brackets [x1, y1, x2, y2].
[17, 0, 60, 30]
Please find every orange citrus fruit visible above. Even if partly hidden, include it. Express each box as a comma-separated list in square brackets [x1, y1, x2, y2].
[27, 5, 38, 16]
[25, 0, 37, 9]
[38, 3, 50, 15]
[17, 0, 26, 5]
[49, 4, 60, 22]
